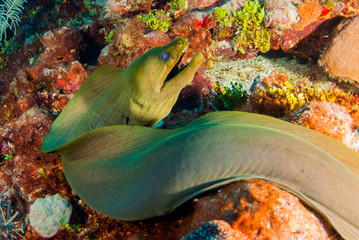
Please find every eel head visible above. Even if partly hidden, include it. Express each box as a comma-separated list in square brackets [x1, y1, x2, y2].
[123, 38, 203, 126]
[127, 38, 203, 98]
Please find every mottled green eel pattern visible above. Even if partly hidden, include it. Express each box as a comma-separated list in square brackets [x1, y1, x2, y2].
[42, 39, 359, 240]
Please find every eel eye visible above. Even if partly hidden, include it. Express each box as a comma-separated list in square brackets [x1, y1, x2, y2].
[160, 51, 169, 61]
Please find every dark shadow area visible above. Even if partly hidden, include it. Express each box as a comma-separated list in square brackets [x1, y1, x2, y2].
[79, 32, 104, 67]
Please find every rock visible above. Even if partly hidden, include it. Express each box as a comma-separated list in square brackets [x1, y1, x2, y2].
[186, 0, 221, 11]
[293, 101, 359, 151]
[320, 16, 359, 83]
[182, 220, 247, 240]
[98, 18, 170, 68]
[29, 193, 72, 238]
[175, 180, 339, 239]
[263, 0, 299, 31]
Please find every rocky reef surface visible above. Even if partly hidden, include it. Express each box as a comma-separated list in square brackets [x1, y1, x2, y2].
[0, 0, 358, 239]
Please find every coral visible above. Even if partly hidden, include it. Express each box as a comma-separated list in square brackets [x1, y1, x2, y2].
[137, 9, 172, 32]
[290, 101, 359, 151]
[104, 29, 115, 44]
[0, 0, 27, 43]
[339, 0, 359, 17]
[29, 193, 72, 238]
[263, 0, 299, 31]
[0, 107, 68, 201]
[212, 8, 235, 40]
[211, 1, 271, 55]
[319, 15, 359, 83]
[293, 0, 323, 31]
[0, 188, 25, 239]
[169, 0, 187, 11]
[104, 0, 152, 18]
[231, 0, 271, 54]
[29, 27, 83, 80]
[214, 7, 233, 29]
[270, 20, 322, 50]
[50, 61, 88, 94]
[249, 72, 359, 118]
[182, 220, 246, 240]
[205, 81, 249, 111]
[98, 18, 171, 68]
[170, 11, 212, 62]
[0, 0, 357, 238]
[185, 0, 221, 12]
[175, 180, 338, 239]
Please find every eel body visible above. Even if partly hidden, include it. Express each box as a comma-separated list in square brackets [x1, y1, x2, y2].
[50, 112, 359, 240]
[41, 39, 359, 239]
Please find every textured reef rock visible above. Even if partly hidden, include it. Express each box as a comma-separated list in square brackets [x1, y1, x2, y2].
[29, 193, 72, 238]
[320, 15, 359, 83]
[263, 0, 299, 31]
[186, 0, 221, 11]
[293, 101, 359, 151]
[162, 180, 339, 240]
[30, 27, 82, 77]
[29, 27, 87, 94]
[182, 220, 246, 240]
[98, 18, 171, 68]
[169, 11, 213, 62]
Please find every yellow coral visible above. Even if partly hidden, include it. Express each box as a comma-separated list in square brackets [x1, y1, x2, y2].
[253, 73, 359, 118]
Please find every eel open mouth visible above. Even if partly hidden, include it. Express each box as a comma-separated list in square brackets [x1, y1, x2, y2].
[163, 49, 187, 87]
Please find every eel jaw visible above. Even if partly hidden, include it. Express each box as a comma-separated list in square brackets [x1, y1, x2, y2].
[162, 47, 187, 88]
[161, 51, 204, 94]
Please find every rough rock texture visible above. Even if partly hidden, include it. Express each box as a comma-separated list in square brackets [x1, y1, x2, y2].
[29, 193, 72, 238]
[151, 180, 340, 240]
[30, 27, 83, 79]
[320, 16, 359, 82]
[169, 11, 213, 62]
[182, 220, 247, 240]
[294, 101, 359, 151]
[98, 18, 171, 68]
[263, 0, 298, 31]
[186, 0, 221, 11]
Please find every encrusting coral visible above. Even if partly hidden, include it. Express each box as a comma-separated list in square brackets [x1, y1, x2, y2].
[293, 0, 323, 31]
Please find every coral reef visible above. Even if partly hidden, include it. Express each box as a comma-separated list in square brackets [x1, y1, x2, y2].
[0, 0, 27, 43]
[231, 0, 271, 54]
[204, 81, 248, 111]
[263, 0, 298, 31]
[98, 18, 171, 68]
[319, 15, 359, 83]
[29, 193, 72, 238]
[137, 9, 171, 32]
[0, 188, 25, 239]
[293, 0, 323, 31]
[290, 101, 359, 151]
[175, 180, 339, 240]
[104, 0, 152, 19]
[0, 0, 359, 238]
[182, 220, 246, 240]
[247, 71, 359, 151]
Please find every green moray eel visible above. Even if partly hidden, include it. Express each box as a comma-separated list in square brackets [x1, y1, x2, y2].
[42, 38, 203, 152]
[41, 40, 359, 239]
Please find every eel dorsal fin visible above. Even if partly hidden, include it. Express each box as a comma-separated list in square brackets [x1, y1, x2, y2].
[41, 66, 125, 152]
[194, 111, 359, 176]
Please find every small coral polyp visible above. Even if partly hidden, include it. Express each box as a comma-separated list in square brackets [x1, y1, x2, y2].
[137, 9, 171, 32]
[213, 0, 271, 54]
